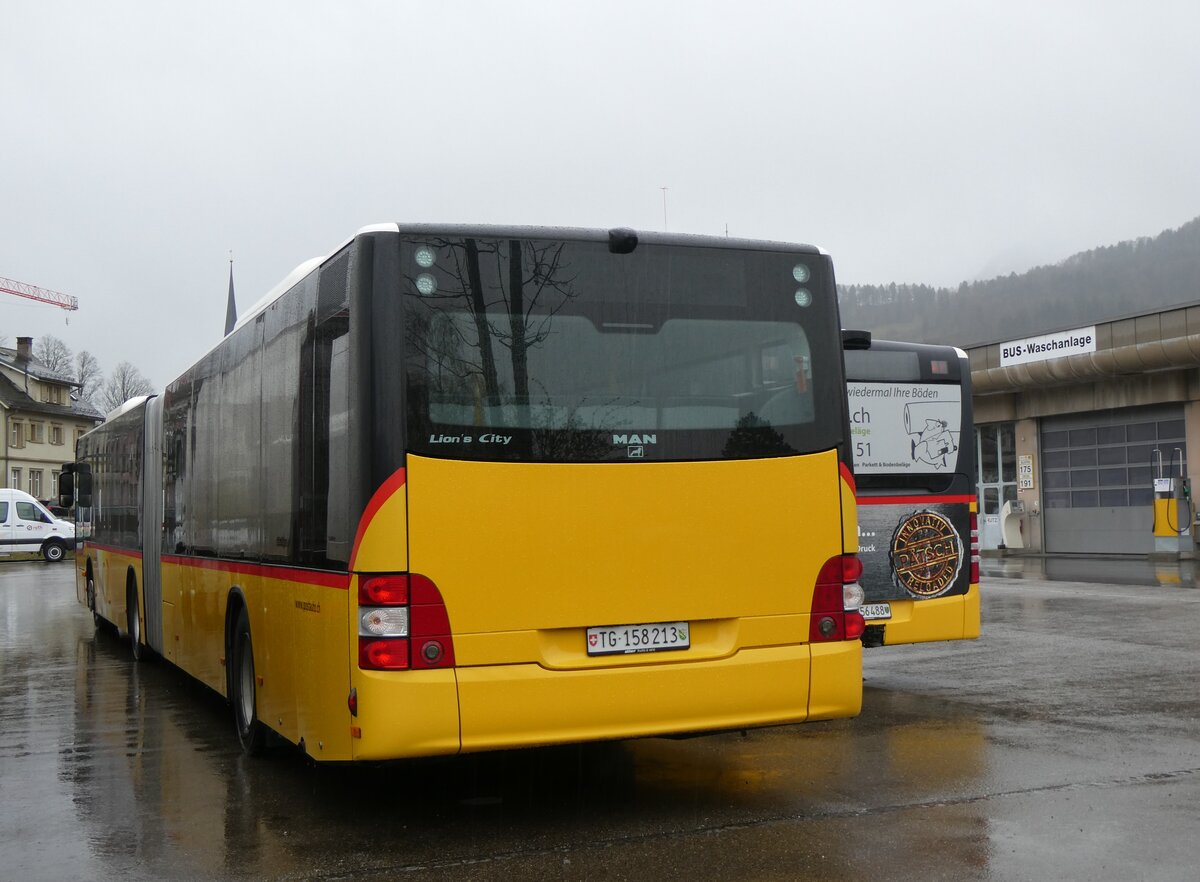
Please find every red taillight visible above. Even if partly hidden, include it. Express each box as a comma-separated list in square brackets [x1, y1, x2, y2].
[359, 637, 410, 670]
[970, 512, 980, 585]
[810, 554, 864, 642]
[360, 575, 409, 606]
[358, 572, 455, 671]
[844, 610, 866, 640]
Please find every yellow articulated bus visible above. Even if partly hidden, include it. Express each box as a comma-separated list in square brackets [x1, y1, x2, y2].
[63, 224, 866, 762]
[842, 332, 981, 647]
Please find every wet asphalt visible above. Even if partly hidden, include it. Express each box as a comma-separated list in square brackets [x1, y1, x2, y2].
[2, 555, 1198, 881]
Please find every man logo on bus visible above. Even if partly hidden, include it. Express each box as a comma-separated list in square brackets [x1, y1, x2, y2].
[890, 510, 963, 598]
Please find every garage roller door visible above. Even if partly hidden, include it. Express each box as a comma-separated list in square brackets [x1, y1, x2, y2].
[1040, 405, 1185, 555]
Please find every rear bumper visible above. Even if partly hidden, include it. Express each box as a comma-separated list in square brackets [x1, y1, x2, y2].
[455, 641, 861, 753]
[870, 584, 981, 646]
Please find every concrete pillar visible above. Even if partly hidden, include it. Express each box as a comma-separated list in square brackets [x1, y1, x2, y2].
[1013, 418, 1043, 552]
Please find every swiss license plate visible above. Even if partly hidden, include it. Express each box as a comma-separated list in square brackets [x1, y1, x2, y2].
[586, 621, 690, 656]
[861, 602, 892, 621]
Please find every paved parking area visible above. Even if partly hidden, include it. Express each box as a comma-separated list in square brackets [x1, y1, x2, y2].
[2, 559, 1199, 880]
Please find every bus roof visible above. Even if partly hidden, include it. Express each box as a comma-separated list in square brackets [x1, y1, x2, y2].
[103, 394, 156, 423]
[844, 334, 968, 361]
[230, 224, 828, 338]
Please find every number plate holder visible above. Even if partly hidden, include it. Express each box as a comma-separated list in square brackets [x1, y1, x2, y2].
[861, 602, 892, 621]
[586, 621, 690, 656]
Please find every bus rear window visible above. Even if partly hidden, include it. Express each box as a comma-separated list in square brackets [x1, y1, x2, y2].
[410, 314, 819, 460]
[399, 237, 844, 462]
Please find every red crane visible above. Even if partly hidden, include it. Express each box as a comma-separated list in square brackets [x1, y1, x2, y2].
[0, 275, 79, 312]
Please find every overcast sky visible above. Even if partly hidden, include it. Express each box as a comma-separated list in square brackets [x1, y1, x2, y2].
[3, 0, 1199, 392]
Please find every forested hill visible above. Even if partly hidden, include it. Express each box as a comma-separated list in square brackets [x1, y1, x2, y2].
[836, 216, 1200, 349]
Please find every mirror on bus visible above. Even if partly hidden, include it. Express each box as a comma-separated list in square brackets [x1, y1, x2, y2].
[77, 465, 92, 507]
[57, 471, 74, 508]
[59, 462, 92, 508]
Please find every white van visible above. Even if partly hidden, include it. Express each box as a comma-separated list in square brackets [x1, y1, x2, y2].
[0, 488, 75, 562]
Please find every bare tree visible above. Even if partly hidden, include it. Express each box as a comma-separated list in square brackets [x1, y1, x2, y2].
[34, 335, 73, 373]
[100, 361, 154, 411]
[75, 350, 102, 403]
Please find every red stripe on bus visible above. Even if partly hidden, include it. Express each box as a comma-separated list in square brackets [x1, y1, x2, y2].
[159, 555, 349, 590]
[349, 466, 408, 571]
[81, 542, 349, 590]
[80, 542, 144, 560]
[839, 461, 856, 495]
[856, 495, 976, 506]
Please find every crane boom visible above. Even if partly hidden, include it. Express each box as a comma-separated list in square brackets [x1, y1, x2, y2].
[0, 276, 79, 311]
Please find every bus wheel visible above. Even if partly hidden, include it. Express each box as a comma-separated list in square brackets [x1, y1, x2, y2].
[232, 606, 266, 755]
[127, 583, 143, 662]
[42, 540, 67, 563]
[86, 575, 100, 627]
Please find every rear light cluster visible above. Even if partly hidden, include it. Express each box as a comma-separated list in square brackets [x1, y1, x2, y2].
[970, 512, 981, 585]
[358, 573, 455, 671]
[810, 554, 866, 642]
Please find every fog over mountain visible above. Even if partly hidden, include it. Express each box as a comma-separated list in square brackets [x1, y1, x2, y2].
[837, 217, 1200, 349]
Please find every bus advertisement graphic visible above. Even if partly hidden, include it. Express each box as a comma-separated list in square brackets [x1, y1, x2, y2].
[848, 382, 962, 474]
[857, 501, 968, 601]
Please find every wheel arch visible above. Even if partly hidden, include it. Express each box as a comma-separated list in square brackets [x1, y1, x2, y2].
[125, 565, 145, 660]
[224, 587, 250, 699]
[126, 565, 139, 624]
[84, 555, 98, 620]
[40, 536, 68, 561]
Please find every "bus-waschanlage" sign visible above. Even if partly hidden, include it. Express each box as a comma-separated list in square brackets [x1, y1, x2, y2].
[1000, 326, 1096, 367]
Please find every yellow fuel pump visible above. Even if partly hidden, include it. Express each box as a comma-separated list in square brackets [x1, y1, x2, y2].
[1152, 449, 1192, 555]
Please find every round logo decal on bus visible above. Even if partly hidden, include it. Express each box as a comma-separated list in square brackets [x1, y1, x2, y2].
[889, 510, 963, 599]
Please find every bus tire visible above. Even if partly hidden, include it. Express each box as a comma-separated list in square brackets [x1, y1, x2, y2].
[231, 606, 266, 755]
[127, 581, 144, 662]
[85, 573, 100, 627]
[85, 566, 102, 628]
[42, 540, 67, 563]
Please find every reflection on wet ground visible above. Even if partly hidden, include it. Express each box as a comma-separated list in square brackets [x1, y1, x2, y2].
[6, 559, 1200, 881]
[981, 553, 1200, 588]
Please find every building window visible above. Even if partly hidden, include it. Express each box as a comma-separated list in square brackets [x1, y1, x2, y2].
[29, 422, 45, 444]
[46, 386, 65, 405]
[51, 425, 64, 446]
[10, 468, 21, 490]
[977, 423, 1018, 518]
[29, 470, 42, 498]
[10, 422, 24, 448]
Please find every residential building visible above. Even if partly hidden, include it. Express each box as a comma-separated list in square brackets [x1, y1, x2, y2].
[0, 336, 104, 502]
